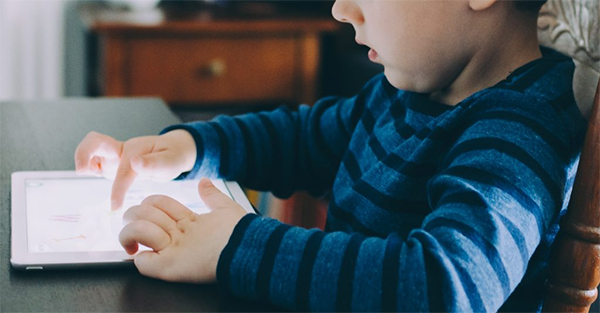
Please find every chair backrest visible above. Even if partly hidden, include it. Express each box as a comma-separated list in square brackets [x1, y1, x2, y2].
[538, 1, 600, 312]
[537, 0, 599, 119]
[542, 78, 600, 312]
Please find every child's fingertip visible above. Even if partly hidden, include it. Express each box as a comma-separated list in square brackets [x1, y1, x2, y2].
[111, 200, 121, 211]
[199, 177, 212, 187]
[124, 244, 138, 255]
[91, 156, 101, 166]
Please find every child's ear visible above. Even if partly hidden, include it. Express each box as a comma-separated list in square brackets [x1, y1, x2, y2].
[469, 0, 497, 11]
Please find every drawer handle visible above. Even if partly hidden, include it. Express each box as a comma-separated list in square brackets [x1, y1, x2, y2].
[197, 59, 226, 79]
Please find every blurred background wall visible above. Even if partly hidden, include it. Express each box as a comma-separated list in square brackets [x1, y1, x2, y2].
[0, 0, 67, 100]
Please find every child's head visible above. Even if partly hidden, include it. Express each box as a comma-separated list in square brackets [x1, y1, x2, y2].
[332, 0, 547, 103]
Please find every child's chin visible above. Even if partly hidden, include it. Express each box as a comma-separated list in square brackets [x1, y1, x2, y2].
[384, 71, 416, 92]
[384, 70, 437, 94]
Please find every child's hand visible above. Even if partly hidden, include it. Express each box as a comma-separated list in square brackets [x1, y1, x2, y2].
[119, 178, 247, 284]
[74, 130, 197, 210]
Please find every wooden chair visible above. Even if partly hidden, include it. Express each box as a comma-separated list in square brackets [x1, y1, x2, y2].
[543, 78, 600, 312]
[538, 1, 600, 312]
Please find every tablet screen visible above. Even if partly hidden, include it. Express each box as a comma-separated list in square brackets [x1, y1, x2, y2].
[24, 178, 225, 253]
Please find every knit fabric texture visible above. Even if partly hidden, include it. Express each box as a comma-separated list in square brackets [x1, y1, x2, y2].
[162, 46, 586, 312]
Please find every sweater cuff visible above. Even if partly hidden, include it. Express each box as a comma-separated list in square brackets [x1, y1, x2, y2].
[217, 214, 259, 293]
[216, 214, 284, 299]
[160, 124, 205, 180]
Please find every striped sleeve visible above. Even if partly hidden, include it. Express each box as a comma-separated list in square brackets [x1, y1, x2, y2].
[216, 91, 582, 312]
[160, 76, 385, 198]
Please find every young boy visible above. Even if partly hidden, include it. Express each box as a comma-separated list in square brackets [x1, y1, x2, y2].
[75, 0, 586, 311]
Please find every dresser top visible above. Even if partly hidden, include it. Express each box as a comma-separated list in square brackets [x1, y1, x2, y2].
[80, 2, 339, 34]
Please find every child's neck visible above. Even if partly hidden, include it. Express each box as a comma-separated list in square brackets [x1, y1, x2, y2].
[429, 17, 542, 106]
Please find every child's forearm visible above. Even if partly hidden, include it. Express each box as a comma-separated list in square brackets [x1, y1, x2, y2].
[161, 76, 382, 196]
[160, 104, 348, 196]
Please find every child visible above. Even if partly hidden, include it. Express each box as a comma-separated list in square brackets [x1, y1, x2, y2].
[75, 0, 586, 311]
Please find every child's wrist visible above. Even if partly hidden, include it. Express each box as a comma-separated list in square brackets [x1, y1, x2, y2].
[162, 129, 197, 172]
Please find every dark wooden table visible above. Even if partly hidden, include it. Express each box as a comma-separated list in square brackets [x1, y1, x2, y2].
[0, 98, 272, 312]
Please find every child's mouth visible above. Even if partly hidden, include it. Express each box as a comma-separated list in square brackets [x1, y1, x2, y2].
[368, 49, 379, 62]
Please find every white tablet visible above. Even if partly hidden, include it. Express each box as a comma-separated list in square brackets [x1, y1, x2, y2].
[11, 171, 255, 270]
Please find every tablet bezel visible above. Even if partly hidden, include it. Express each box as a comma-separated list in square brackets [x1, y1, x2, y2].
[11, 171, 255, 270]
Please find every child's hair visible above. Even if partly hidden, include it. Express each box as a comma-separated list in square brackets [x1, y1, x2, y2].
[514, 0, 548, 13]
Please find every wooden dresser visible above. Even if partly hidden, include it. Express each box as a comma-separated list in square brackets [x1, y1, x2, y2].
[80, 2, 338, 106]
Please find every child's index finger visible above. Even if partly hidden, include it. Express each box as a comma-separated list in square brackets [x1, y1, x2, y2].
[119, 220, 170, 255]
[110, 159, 138, 210]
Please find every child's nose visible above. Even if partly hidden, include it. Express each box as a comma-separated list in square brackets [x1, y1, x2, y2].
[331, 0, 365, 25]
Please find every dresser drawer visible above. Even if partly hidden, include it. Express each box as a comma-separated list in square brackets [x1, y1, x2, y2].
[127, 37, 298, 104]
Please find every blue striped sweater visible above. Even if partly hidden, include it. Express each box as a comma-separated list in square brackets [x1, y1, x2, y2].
[163, 47, 586, 312]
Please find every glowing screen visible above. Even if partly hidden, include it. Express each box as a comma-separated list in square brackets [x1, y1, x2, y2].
[24, 178, 227, 253]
